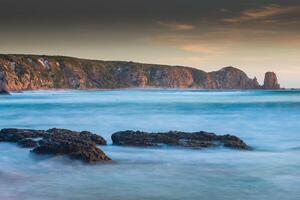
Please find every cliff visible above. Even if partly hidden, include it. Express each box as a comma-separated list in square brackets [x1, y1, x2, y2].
[0, 65, 9, 94]
[0, 54, 280, 92]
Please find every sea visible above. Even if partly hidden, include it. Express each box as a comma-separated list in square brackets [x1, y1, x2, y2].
[0, 89, 299, 200]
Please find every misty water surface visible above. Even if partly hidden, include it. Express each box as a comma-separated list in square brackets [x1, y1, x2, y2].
[0, 90, 300, 200]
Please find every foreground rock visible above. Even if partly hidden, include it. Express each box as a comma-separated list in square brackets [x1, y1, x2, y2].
[0, 128, 110, 163]
[17, 139, 39, 148]
[0, 128, 46, 142]
[112, 130, 251, 150]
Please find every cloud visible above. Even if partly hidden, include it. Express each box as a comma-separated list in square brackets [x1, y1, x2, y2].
[145, 27, 300, 59]
[144, 31, 234, 56]
[157, 21, 195, 31]
[223, 5, 300, 23]
[181, 44, 216, 54]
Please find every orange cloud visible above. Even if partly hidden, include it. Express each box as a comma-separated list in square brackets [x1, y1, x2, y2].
[180, 44, 220, 54]
[224, 5, 300, 23]
[157, 21, 195, 31]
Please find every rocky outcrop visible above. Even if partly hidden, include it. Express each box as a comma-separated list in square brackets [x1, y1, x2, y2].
[0, 54, 278, 92]
[111, 130, 251, 150]
[0, 127, 252, 163]
[263, 72, 280, 89]
[209, 67, 260, 89]
[0, 65, 10, 95]
[0, 128, 110, 163]
[0, 128, 45, 142]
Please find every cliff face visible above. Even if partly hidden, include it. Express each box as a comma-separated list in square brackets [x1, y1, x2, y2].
[0, 54, 279, 92]
[208, 67, 260, 89]
[0, 65, 9, 94]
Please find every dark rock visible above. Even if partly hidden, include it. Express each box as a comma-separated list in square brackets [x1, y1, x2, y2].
[17, 139, 38, 148]
[217, 134, 250, 149]
[111, 130, 251, 150]
[0, 128, 46, 142]
[46, 128, 107, 145]
[32, 137, 110, 163]
[0, 128, 110, 163]
[0, 90, 10, 95]
[263, 72, 280, 89]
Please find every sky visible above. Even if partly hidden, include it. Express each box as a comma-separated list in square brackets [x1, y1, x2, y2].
[1, 0, 300, 87]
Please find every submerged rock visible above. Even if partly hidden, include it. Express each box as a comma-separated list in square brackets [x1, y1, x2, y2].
[0, 128, 110, 163]
[0, 90, 10, 95]
[32, 137, 110, 163]
[17, 139, 38, 148]
[111, 130, 251, 150]
[0, 128, 46, 142]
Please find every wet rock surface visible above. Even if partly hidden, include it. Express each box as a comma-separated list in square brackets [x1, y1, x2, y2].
[17, 139, 38, 148]
[0, 128, 252, 163]
[0, 128, 110, 163]
[112, 130, 251, 150]
[0, 128, 46, 142]
[0, 90, 10, 95]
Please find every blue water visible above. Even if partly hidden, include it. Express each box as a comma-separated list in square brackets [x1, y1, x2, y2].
[0, 90, 300, 200]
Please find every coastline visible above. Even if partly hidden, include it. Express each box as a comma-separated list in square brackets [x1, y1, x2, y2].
[3, 87, 287, 93]
[0, 54, 280, 93]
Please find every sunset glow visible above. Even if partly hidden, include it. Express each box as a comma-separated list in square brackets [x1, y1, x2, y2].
[1, 0, 299, 87]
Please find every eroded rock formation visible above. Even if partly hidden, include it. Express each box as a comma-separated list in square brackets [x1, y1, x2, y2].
[0, 127, 252, 164]
[0, 128, 110, 163]
[111, 130, 251, 150]
[0, 54, 280, 92]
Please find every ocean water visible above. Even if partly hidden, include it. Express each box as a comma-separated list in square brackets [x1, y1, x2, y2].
[0, 89, 300, 200]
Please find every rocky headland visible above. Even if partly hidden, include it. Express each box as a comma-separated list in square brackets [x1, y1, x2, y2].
[0, 54, 280, 94]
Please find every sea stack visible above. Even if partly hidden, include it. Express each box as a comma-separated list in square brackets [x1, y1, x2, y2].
[263, 72, 280, 89]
